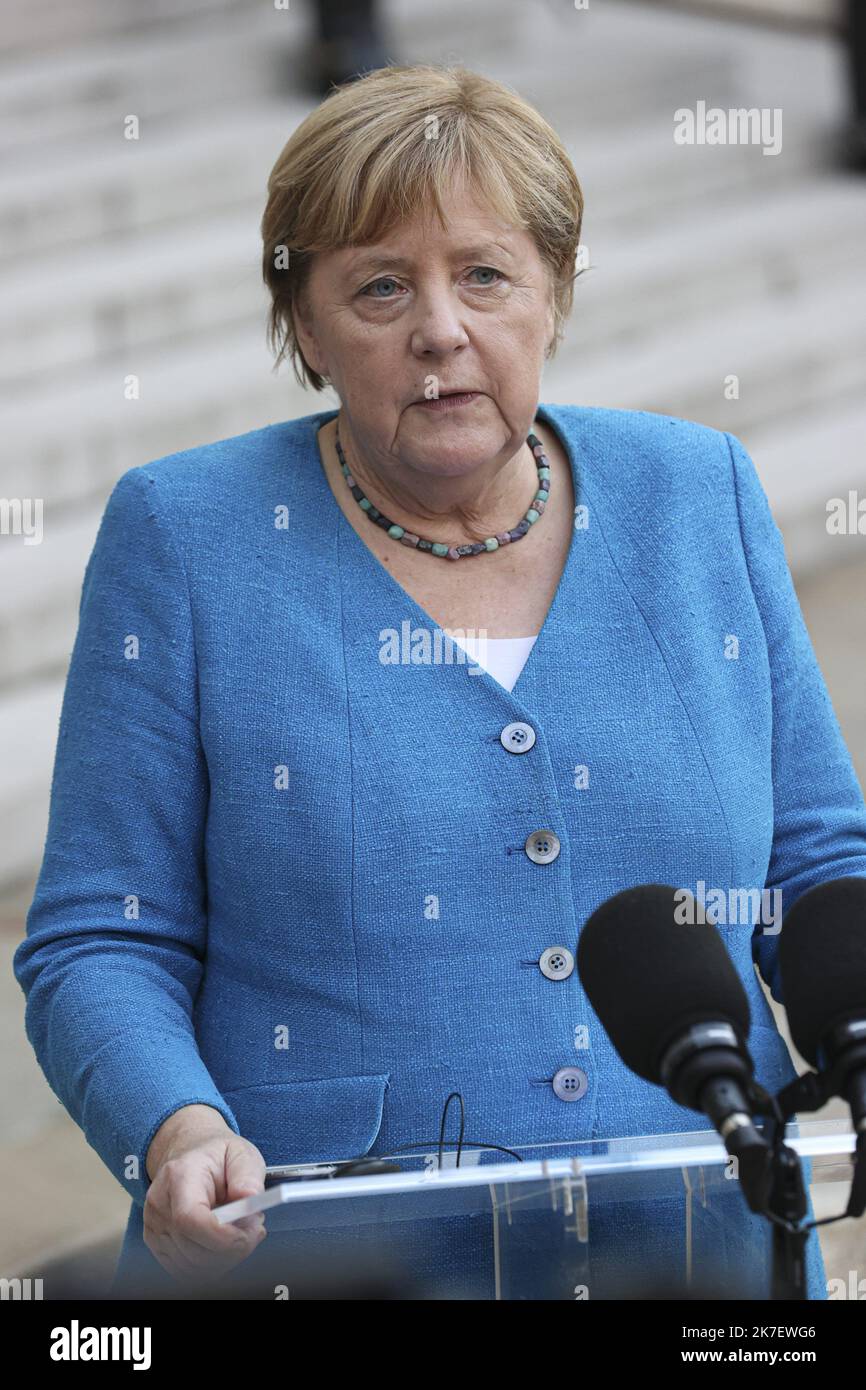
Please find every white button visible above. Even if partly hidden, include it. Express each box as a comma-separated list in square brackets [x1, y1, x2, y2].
[539, 946, 574, 980]
[500, 721, 536, 754]
[552, 1067, 588, 1101]
[525, 829, 561, 864]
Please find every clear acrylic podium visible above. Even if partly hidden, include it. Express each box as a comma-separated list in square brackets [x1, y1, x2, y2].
[213, 1118, 856, 1300]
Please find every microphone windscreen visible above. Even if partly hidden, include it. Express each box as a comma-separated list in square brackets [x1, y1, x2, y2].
[576, 883, 751, 1083]
[779, 876, 866, 1067]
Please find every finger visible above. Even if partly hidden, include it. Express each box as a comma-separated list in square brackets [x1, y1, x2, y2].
[142, 1183, 173, 1234]
[234, 1212, 267, 1236]
[224, 1141, 266, 1202]
[164, 1216, 263, 1270]
[150, 1233, 201, 1282]
[166, 1223, 268, 1286]
[142, 1200, 173, 1249]
[144, 1185, 197, 1255]
[155, 1164, 262, 1284]
[167, 1162, 252, 1253]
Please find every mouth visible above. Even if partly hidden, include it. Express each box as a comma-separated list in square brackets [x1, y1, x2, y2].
[411, 390, 482, 412]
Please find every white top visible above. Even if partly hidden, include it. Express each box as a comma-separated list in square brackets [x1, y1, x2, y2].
[445, 633, 539, 693]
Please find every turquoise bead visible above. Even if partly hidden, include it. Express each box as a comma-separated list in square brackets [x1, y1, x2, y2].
[359, 498, 371, 510]
[388, 524, 404, 539]
[431, 542, 449, 556]
[526, 509, 539, 523]
[484, 537, 499, 551]
[538, 467, 550, 480]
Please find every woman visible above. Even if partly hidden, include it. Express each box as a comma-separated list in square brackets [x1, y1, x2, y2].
[15, 65, 866, 1300]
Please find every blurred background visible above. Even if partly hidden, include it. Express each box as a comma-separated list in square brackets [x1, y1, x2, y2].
[1, 0, 865, 1294]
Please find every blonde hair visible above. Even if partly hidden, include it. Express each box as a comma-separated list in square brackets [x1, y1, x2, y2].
[261, 64, 584, 391]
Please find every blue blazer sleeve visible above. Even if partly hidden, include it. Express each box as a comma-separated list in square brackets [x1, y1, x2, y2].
[13, 467, 239, 1207]
[728, 432, 866, 1005]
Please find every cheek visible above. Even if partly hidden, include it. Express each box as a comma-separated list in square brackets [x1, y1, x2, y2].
[333, 345, 404, 418]
[330, 309, 407, 365]
[483, 301, 549, 375]
[322, 312, 402, 392]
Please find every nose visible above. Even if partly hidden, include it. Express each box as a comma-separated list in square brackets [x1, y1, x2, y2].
[409, 285, 470, 358]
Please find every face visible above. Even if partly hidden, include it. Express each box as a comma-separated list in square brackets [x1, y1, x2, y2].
[293, 184, 556, 481]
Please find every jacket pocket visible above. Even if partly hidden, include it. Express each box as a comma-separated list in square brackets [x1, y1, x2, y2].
[221, 1073, 390, 1167]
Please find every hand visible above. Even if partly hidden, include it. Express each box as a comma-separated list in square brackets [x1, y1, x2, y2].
[143, 1104, 267, 1285]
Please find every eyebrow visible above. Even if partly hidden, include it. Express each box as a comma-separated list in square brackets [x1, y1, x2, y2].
[343, 242, 517, 277]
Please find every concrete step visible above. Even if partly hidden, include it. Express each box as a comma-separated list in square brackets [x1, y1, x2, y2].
[0, 681, 65, 895]
[0, 103, 299, 265]
[544, 256, 866, 435]
[0, 82, 774, 270]
[0, 0, 261, 57]
[1, 7, 836, 263]
[0, 95, 807, 277]
[668, 0, 839, 26]
[1, 316, 306, 513]
[0, 508, 107, 687]
[576, 181, 866, 368]
[2, 0, 830, 169]
[747, 395, 866, 577]
[0, 208, 262, 388]
[0, 3, 304, 161]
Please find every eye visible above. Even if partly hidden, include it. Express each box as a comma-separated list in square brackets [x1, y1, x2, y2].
[466, 266, 504, 286]
[359, 276, 404, 299]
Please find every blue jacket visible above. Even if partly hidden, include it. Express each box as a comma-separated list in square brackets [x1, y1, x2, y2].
[15, 403, 866, 1298]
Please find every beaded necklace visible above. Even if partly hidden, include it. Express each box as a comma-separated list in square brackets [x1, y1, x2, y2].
[334, 422, 551, 560]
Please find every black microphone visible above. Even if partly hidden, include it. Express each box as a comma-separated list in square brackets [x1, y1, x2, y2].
[779, 876, 866, 1137]
[577, 883, 773, 1212]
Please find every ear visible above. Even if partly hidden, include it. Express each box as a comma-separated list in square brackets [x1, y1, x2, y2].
[543, 279, 556, 359]
[292, 285, 330, 381]
[543, 309, 556, 359]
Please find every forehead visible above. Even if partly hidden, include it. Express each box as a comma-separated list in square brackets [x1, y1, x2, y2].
[318, 186, 537, 277]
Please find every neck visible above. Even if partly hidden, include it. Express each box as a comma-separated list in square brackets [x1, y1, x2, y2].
[329, 414, 542, 547]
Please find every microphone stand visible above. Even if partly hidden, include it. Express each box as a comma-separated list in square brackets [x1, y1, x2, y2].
[762, 1110, 810, 1301]
[664, 1034, 819, 1297]
[760, 1063, 866, 1300]
[734, 1081, 809, 1300]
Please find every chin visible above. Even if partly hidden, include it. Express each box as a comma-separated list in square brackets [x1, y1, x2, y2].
[403, 428, 506, 475]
